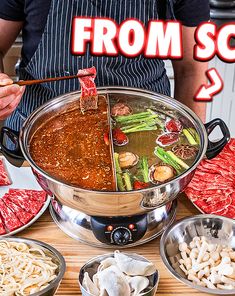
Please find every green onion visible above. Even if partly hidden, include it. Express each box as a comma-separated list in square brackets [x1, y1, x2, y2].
[115, 111, 151, 123]
[140, 156, 149, 183]
[114, 152, 122, 174]
[122, 126, 158, 134]
[183, 128, 198, 145]
[154, 146, 182, 174]
[188, 128, 200, 144]
[121, 119, 158, 134]
[116, 173, 125, 191]
[115, 109, 163, 134]
[123, 172, 132, 191]
[117, 114, 159, 126]
[166, 151, 189, 170]
[146, 109, 164, 128]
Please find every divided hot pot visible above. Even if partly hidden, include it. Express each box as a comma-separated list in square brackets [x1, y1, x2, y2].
[0, 87, 230, 247]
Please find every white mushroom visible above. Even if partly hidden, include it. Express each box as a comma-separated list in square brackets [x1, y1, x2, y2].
[192, 258, 214, 273]
[218, 265, 234, 277]
[221, 275, 235, 286]
[176, 236, 235, 292]
[196, 241, 209, 264]
[188, 274, 201, 284]
[208, 272, 222, 285]
[204, 266, 210, 277]
[197, 270, 205, 280]
[210, 251, 220, 262]
[179, 264, 188, 275]
[202, 278, 217, 289]
[179, 242, 190, 255]
[217, 284, 234, 290]
[180, 251, 188, 261]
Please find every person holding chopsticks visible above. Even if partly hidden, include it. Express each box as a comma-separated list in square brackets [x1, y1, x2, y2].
[0, 0, 209, 134]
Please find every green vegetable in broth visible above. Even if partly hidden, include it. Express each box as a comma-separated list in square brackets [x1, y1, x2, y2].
[154, 146, 182, 174]
[166, 151, 190, 170]
[117, 114, 159, 126]
[121, 119, 158, 134]
[139, 156, 149, 183]
[183, 128, 199, 146]
[115, 111, 152, 123]
[114, 152, 122, 174]
[117, 173, 125, 191]
[123, 172, 132, 191]
[116, 109, 163, 134]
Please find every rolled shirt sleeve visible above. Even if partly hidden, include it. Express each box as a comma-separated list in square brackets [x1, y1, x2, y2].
[0, 0, 25, 21]
[174, 0, 210, 27]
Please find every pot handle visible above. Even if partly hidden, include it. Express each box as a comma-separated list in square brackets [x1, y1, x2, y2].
[0, 127, 25, 167]
[204, 118, 230, 159]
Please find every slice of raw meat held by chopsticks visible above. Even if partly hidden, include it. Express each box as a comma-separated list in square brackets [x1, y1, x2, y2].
[78, 67, 98, 113]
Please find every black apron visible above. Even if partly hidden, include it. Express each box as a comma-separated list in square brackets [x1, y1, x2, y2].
[6, 0, 175, 131]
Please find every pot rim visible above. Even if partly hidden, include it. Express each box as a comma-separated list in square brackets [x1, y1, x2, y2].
[19, 86, 208, 194]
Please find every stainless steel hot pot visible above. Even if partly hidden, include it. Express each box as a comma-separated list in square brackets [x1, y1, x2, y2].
[0, 87, 230, 217]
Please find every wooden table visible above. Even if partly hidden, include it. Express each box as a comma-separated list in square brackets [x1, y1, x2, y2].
[16, 194, 210, 296]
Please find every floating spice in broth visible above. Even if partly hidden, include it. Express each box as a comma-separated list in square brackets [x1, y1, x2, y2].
[30, 96, 116, 191]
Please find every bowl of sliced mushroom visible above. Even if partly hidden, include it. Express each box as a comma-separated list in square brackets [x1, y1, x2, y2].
[160, 214, 235, 295]
[78, 251, 159, 296]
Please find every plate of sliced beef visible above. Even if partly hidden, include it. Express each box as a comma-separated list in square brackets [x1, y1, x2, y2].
[185, 139, 235, 218]
[0, 157, 50, 236]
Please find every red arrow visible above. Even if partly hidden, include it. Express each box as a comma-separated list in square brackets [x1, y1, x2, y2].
[194, 68, 223, 101]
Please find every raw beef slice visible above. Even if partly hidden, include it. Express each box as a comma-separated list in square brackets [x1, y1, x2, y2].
[0, 158, 11, 186]
[78, 67, 98, 112]
[7, 189, 44, 215]
[0, 215, 6, 235]
[0, 199, 22, 231]
[8, 189, 47, 203]
[185, 139, 235, 218]
[2, 194, 34, 225]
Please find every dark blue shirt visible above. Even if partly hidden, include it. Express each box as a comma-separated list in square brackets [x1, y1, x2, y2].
[0, 0, 210, 66]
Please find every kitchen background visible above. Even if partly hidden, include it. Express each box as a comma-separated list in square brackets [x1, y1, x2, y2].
[3, 0, 235, 137]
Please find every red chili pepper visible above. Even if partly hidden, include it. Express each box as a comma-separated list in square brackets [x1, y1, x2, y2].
[103, 132, 110, 145]
[112, 128, 129, 146]
[133, 180, 150, 190]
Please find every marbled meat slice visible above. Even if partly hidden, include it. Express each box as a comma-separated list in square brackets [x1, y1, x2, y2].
[78, 67, 98, 112]
[8, 189, 47, 203]
[224, 206, 235, 219]
[156, 132, 179, 147]
[2, 194, 34, 225]
[0, 158, 11, 186]
[0, 199, 22, 231]
[0, 215, 6, 235]
[185, 139, 235, 218]
[7, 190, 43, 215]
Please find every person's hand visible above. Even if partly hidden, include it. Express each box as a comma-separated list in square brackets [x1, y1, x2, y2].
[0, 73, 25, 120]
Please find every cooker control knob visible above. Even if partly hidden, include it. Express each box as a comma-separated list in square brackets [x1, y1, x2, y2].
[112, 227, 131, 245]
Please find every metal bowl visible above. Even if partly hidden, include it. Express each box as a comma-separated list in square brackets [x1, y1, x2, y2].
[160, 214, 235, 295]
[78, 252, 159, 296]
[0, 237, 66, 295]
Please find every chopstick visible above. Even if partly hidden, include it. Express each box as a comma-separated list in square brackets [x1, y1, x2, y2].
[0, 73, 93, 87]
